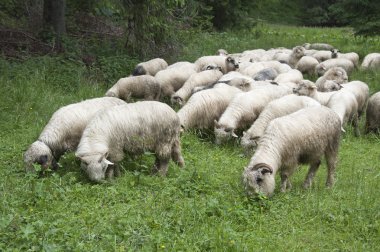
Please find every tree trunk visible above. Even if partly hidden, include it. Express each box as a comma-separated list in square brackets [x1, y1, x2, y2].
[43, 0, 66, 52]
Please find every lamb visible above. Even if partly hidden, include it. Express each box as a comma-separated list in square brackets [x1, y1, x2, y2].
[303, 43, 334, 51]
[340, 81, 369, 118]
[365, 91, 380, 133]
[105, 75, 160, 101]
[194, 56, 239, 73]
[253, 68, 278, 81]
[155, 64, 197, 99]
[315, 67, 348, 92]
[296, 56, 319, 75]
[24, 97, 126, 173]
[242, 106, 341, 197]
[331, 49, 360, 68]
[241, 94, 321, 154]
[315, 58, 354, 76]
[75, 101, 184, 182]
[177, 83, 242, 130]
[326, 90, 359, 136]
[170, 69, 223, 106]
[214, 85, 291, 144]
[293, 80, 336, 105]
[132, 58, 168, 76]
[274, 69, 303, 84]
[361, 53, 380, 70]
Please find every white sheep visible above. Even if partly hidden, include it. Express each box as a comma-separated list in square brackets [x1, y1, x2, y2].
[293, 80, 336, 105]
[75, 101, 184, 182]
[340, 81, 369, 118]
[170, 69, 223, 106]
[167, 61, 195, 69]
[361, 53, 380, 70]
[132, 58, 168, 76]
[288, 46, 306, 68]
[155, 64, 197, 99]
[365, 91, 380, 133]
[105, 75, 160, 101]
[274, 69, 303, 84]
[214, 85, 291, 144]
[296, 56, 319, 75]
[177, 83, 242, 130]
[242, 106, 341, 197]
[24, 97, 126, 172]
[241, 94, 321, 154]
[311, 50, 332, 63]
[326, 90, 359, 136]
[303, 43, 334, 51]
[331, 50, 359, 68]
[315, 58, 354, 76]
[194, 55, 239, 73]
[315, 67, 348, 92]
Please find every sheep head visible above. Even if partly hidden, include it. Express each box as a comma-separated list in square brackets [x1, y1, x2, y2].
[242, 163, 275, 197]
[240, 132, 260, 156]
[293, 80, 317, 96]
[226, 57, 239, 72]
[24, 141, 57, 173]
[76, 152, 114, 183]
[214, 120, 238, 145]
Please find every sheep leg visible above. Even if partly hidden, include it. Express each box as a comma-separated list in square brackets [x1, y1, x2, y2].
[105, 166, 114, 180]
[303, 160, 321, 189]
[152, 156, 170, 176]
[280, 172, 289, 192]
[171, 139, 185, 168]
[352, 114, 360, 137]
[325, 153, 337, 188]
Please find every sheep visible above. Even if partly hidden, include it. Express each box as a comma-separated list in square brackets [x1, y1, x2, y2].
[242, 106, 341, 197]
[315, 67, 348, 92]
[241, 94, 321, 154]
[75, 101, 184, 182]
[105, 75, 160, 101]
[296, 56, 319, 75]
[217, 49, 229, 56]
[311, 50, 332, 63]
[155, 64, 197, 99]
[340, 81, 369, 118]
[303, 43, 334, 51]
[132, 58, 168, 76]
[170, 69, 223, 106]
[214, 85, 292, 144]
[253, 68, 278, 81]
[274, 69, 303, 84]
[167, 61, 195, 69]
[24, 97, 126, 173]
[315, 58, 354, 76]
[239, 61, 291, 77]
[361, 53, 380, 70]
[326, 90, 360, 136]
[194, 55, 239, 73]
[293, 80, 336, 105]
[365, 91, 380, 133]
[177, 83, 242, 130]
[288, 46, 306, 68]
[331, 50, 360, 68]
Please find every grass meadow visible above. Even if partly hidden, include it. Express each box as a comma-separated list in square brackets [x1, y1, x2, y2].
[0, 24, 379, 251]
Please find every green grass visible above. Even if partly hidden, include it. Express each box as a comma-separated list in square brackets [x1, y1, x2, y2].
[0, 25, 380, 251]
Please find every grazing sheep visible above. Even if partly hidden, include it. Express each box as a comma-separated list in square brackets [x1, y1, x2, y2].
[242, 106, 341, 197]
[253, 68, 278, 81]
[340, 81, 369, 118]
[315, 58, 354, 76]
[177, 83, 242, 130]
[132, 58, 168, 76]
[315, 67, 348, 92]
[331, 50, 360, 68]
[311, 50, 332, 63]
[171, 69, 223, 106]
[24, 97, 126, 173]
[303, 43, 334, 51]
[105, 75, 160, 101]
[361, 53, 380, 70]
[155, 64, 197, 99]
[241, 94, 321, 154]
[296, 56, 319, 75]
[194, 56, 239, 73]
[326, 90, 360, 136]
[214, 85, 291, 144]
[75, 101, 184, 182]
[274, 69, 303, 84]
[293, 80, 336, 105]
[365, 91, 380, 133]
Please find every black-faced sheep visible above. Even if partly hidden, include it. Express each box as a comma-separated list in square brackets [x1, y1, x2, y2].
[242, 106, 341, 197]
[75, 101, 184, 182]
[365, 91, 380, 133]
[241, 94, 321, 155]
[24, 97, 126, 173]
[132, 58, 168, 76]
[105, 75, 160, 101]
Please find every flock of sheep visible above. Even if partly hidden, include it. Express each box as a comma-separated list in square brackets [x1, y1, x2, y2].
[24, 42, 380, 197]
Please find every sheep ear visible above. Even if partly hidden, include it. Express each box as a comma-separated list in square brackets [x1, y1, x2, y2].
[104, 159, 114, 166]
[341, 127, 346, 133]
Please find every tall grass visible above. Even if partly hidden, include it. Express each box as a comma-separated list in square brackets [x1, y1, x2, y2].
[0, 25, 379, 251]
